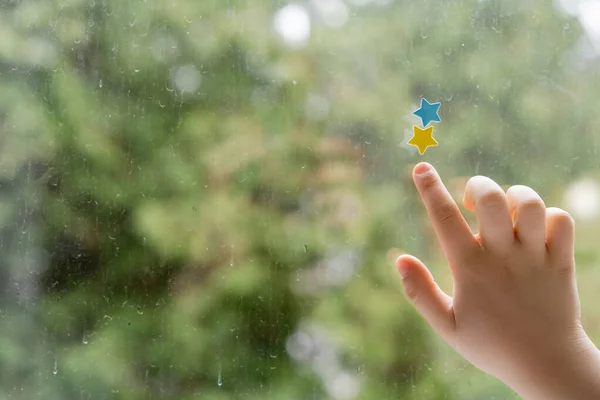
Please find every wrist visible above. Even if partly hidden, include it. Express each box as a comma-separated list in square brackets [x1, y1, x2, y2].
[506, 333, 600, 400]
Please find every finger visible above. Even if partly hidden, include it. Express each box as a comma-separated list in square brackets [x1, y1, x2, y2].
[413, 163, 478, 265]
[506, 185, 546, 254]
[397, 255, 455, 337]
[463, 176, 513, 250]
[546, 207, 575, 268]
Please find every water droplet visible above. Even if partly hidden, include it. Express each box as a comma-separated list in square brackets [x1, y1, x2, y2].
[98, 79, 103, 88]
[82, 333, 89, 345]
[217, 372, 222, 387]
[293, 80, 297, 85]
[53, 358, 58, 375]
[137, 307, 144, 315]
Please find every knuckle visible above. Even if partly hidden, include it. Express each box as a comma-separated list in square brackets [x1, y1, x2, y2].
[433, 200, 456, 224]
[405, 284, 421, 303]
[519, 198, 545, 215]
[508, 185, 546, 212]
[549, 207, 575, 225]
[420, 172, 439, 194]
[477, 189, 505, 208]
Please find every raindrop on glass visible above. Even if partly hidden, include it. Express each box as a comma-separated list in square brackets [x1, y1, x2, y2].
[53, 358, 58, 375]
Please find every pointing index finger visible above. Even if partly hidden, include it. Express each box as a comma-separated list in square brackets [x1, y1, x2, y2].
[413, 163, 477, 264]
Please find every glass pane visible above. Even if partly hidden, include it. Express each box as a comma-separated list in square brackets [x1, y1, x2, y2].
[1, 0, 599, 398]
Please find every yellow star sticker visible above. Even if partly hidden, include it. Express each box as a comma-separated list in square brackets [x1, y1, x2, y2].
[408, 125, 438, 155]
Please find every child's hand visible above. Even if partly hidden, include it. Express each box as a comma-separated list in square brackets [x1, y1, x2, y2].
[397, 162, 600, 400]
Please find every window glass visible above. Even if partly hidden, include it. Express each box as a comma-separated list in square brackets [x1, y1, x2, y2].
[1, 0, 599, 398]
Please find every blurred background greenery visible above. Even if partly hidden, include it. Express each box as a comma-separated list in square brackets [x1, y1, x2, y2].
[1, 0, 600, 398]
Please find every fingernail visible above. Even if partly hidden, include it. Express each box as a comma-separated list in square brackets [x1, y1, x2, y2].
[397, 257, 412, 278]
[414, 162, 432, 175]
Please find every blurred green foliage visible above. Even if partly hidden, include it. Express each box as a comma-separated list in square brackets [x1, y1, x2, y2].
[0, 0, 599, 399]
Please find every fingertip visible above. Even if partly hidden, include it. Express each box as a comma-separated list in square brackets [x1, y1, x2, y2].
[396, 255, 414, 278]
[546, 207, 575, 261]
[465, 175, 508, 208]
[463, 191, 475, 211]
[413, 162, 432, 177]
[546, 207, 575, 226]
[394, 255, 456, 336]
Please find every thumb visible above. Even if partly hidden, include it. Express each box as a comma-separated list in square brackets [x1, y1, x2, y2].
[396, 255, 456, 337]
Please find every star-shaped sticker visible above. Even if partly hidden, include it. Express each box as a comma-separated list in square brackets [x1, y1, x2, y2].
[408, 125, 438, 155]
[413, 98, 441, 127]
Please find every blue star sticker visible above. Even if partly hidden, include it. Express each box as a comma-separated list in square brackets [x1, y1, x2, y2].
[413, 98, 441, 127]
